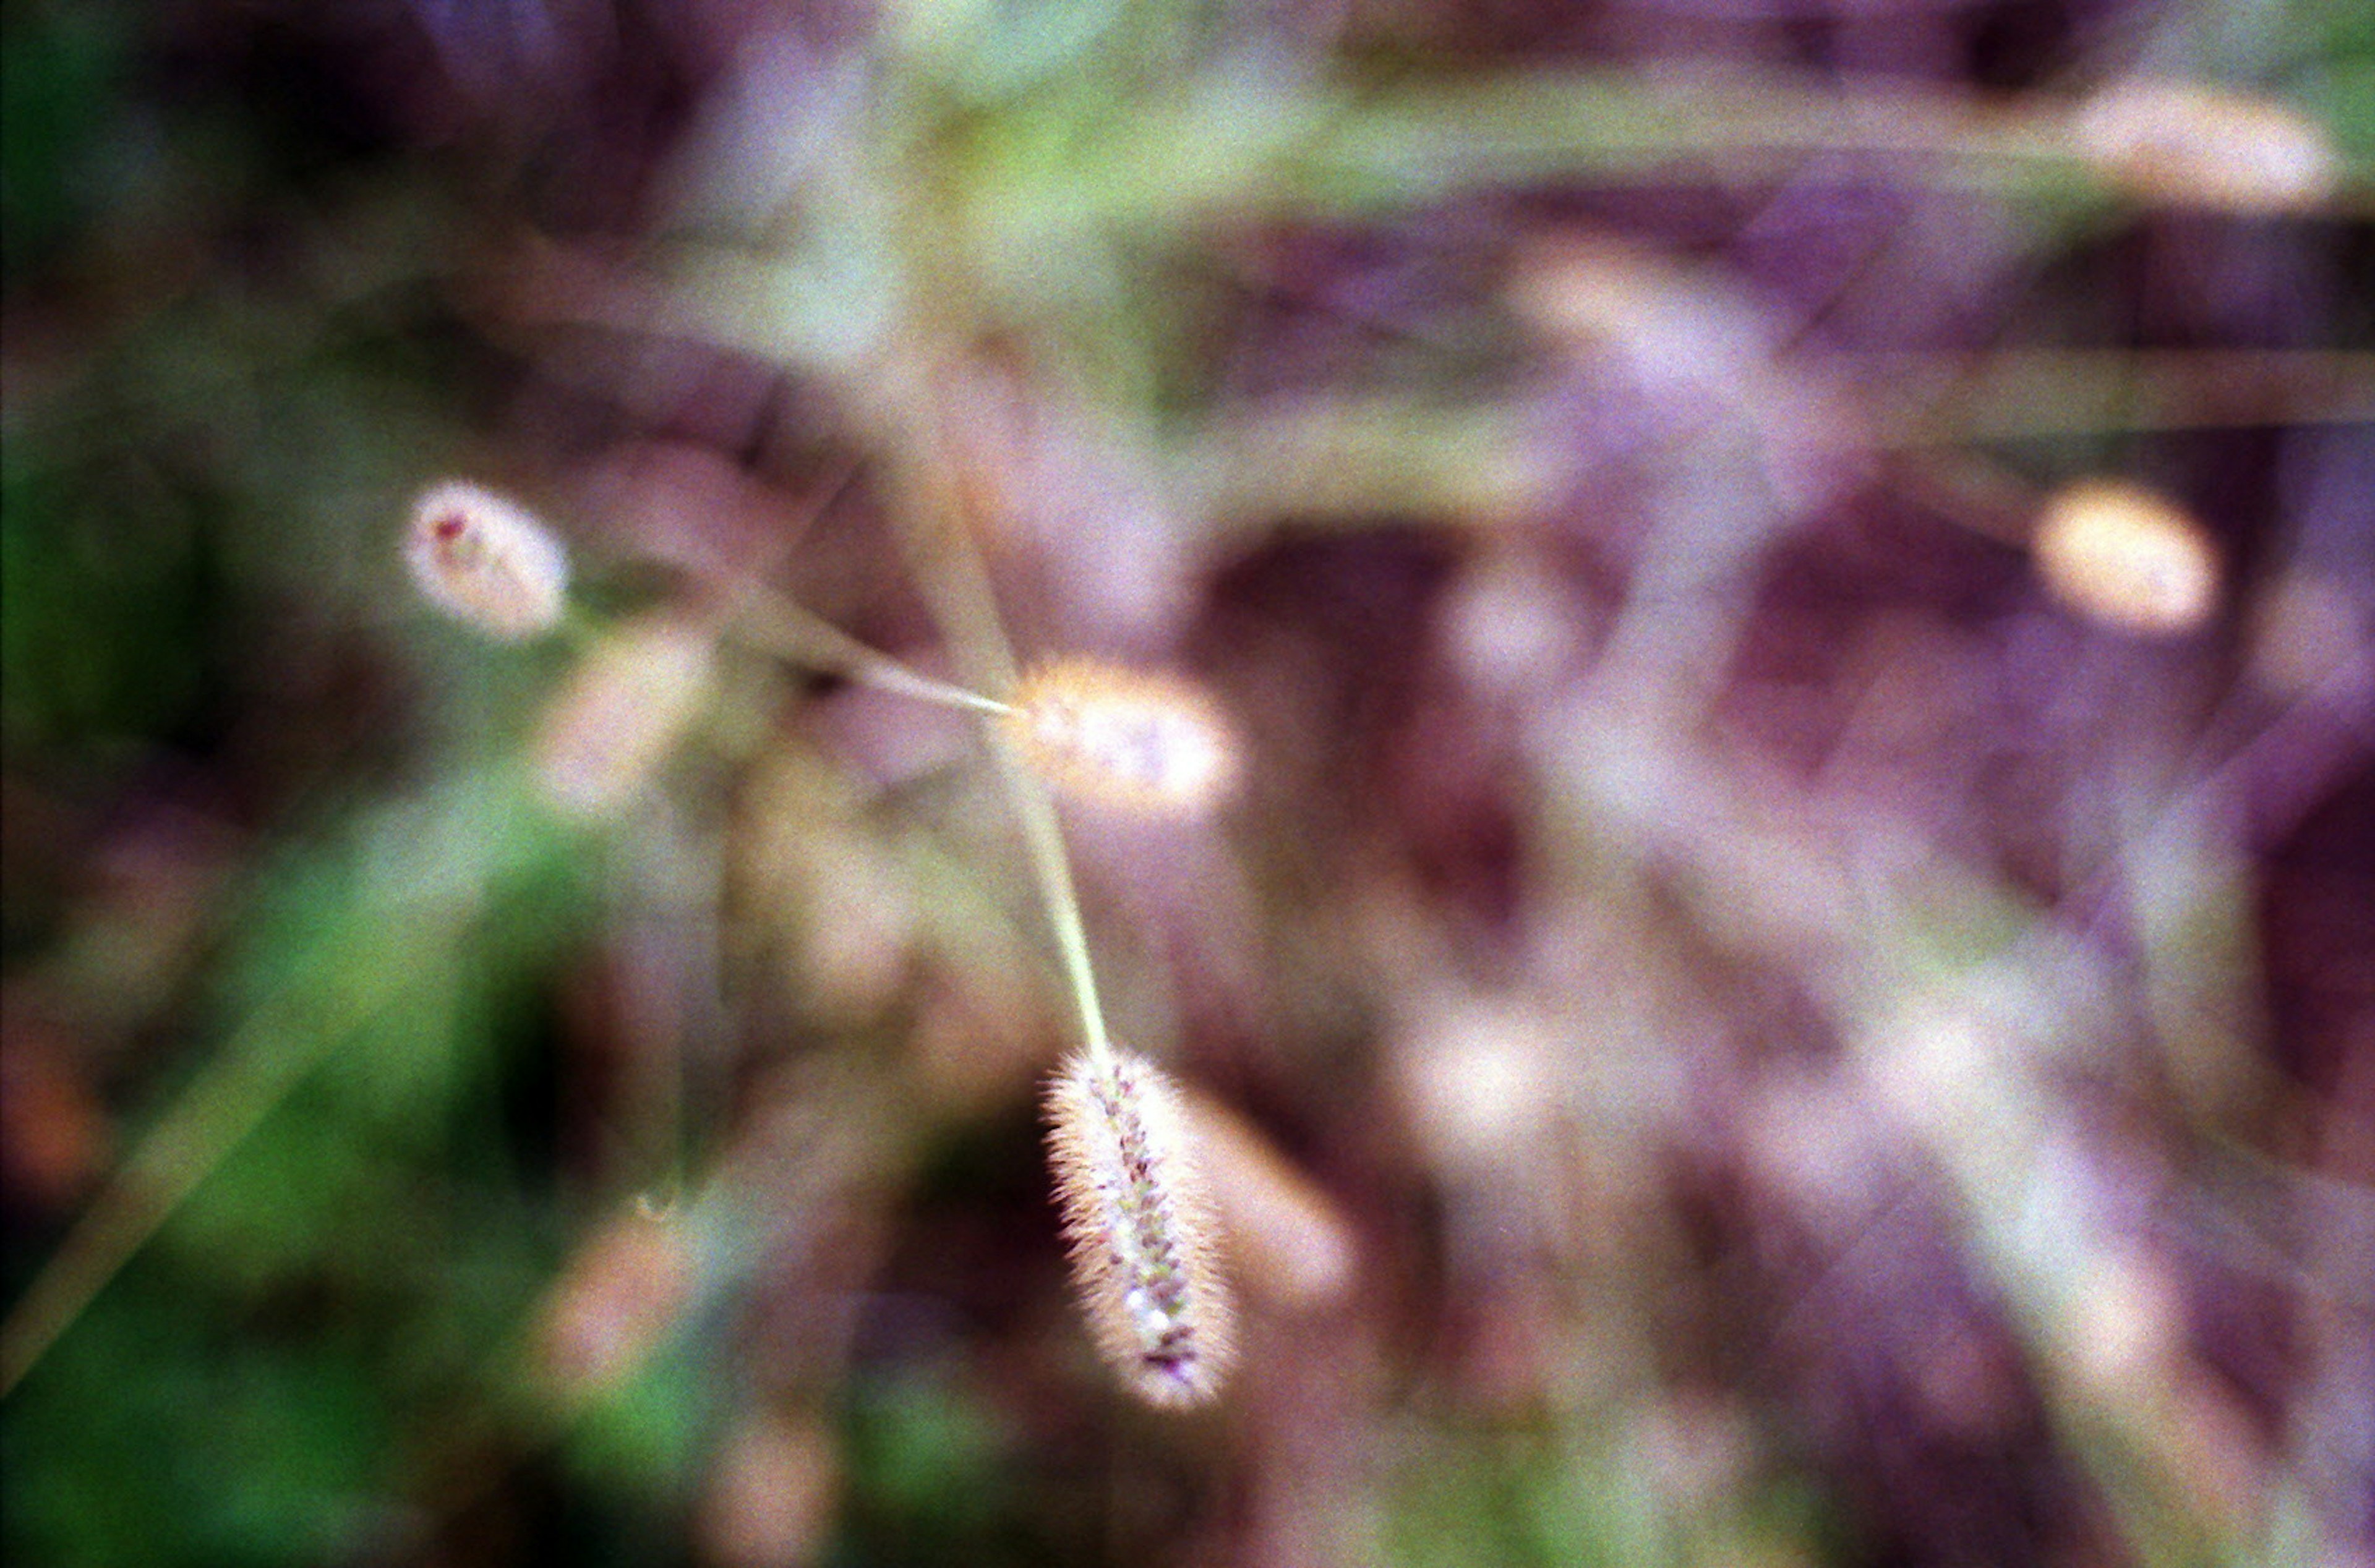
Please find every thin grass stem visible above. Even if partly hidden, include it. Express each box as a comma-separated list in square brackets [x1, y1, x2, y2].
[729, 586, 1016, 716]
[875, 367, 1115, 1065]
[0, 986, 379, 1398]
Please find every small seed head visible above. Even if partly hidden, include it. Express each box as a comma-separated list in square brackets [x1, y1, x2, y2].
[405, 479, 570, 640]
[2074, 82, 2339, 215]
[2034, 480, 2219, 637]
[1005, 662, 1239, 817]
[1045, 1050, 1236, 1408]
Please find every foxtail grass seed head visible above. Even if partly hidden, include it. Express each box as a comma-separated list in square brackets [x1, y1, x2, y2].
[2034, 480, 2220, 637]
[535, 615, 716, 820]
[1045, 1050, 1236, 1408]
[405, 480, 570, 639]
[1005, 662, 1239, 816]
[2074, 82, 2339, 215]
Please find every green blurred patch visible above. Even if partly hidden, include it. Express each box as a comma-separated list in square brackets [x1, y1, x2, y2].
[561, 1321, 722, 1507]
[4, 773, 601, 1566]
[839, 1368, 1033, 1567]
[4, 1270, 396, 1568]
[1384, 1420, 1833, 1568]
[0, 453, 218, 754]
[0, 0, 130, 274]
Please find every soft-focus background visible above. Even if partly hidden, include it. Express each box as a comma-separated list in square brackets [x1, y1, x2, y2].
[4, 0, 2373, 1563]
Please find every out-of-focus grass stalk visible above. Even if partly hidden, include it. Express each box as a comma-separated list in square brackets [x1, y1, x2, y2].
[0, 983, 387, 1397]
[405, 1068, 897, 1536]
[1, 778, 562, 1399]
[1547, 702, 2310, 1563]
[1191, 72, 2359, 215]
[2119, 779, 2268, 1118]
[1165, 398, 1564, 528]
[1150, 353, 2368, 544]
[1851, 349, 2375, 443]
[1291, 73, 2046, 205]
[872, 354, 1117, 1068]
[729, 584, 1016, 717]
[516, 64, 2365, 413]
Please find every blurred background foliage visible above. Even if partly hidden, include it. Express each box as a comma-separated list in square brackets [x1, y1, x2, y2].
[3, 0, 2373, 1564]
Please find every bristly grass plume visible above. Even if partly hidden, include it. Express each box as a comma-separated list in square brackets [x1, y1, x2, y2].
[406, 479, 570, 641]
[1004, 661, 1239, 817]
[1045, 1049, 1236, 1408]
